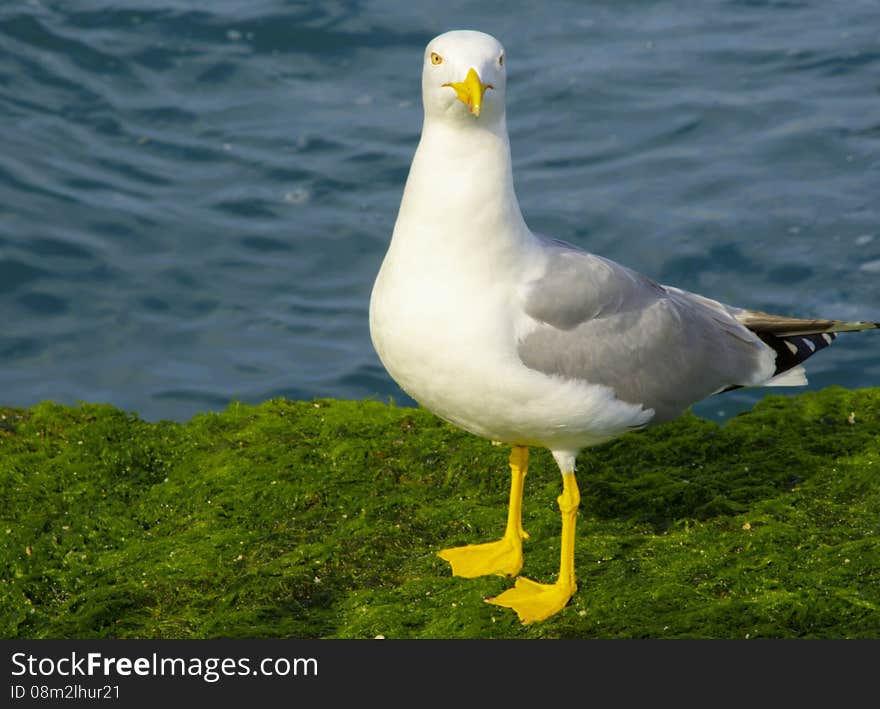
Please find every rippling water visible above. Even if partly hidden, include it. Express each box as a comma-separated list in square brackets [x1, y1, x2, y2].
[2, 0, 879, 422]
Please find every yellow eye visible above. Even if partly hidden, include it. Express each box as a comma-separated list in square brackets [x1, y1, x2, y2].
[499, 53, 504, 66]
[430, 52, 443, 65]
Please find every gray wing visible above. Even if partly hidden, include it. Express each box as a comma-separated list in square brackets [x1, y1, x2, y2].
[518, 243, 774, 422]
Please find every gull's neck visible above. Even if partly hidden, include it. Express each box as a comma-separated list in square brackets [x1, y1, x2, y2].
[391, 116, 534, 267]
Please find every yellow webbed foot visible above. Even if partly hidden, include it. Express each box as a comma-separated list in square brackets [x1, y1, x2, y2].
[487, 576, 576, 624]
[488, 470, 581, 623]
[438, 445, 530, 579]
[438, 534, 524, 578]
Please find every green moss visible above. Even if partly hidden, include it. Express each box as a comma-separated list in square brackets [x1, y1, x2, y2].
[1, 387, 878, 638]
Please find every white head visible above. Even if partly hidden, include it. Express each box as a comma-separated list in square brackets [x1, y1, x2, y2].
[421, 30, 507, 126]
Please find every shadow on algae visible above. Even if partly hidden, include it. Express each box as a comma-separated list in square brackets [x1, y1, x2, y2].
[1, 386, 878, 639]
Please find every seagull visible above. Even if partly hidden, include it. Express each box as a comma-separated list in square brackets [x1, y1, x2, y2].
[369, 29, 879, 623]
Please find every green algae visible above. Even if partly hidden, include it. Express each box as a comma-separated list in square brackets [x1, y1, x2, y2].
[1, 387, 878, 639]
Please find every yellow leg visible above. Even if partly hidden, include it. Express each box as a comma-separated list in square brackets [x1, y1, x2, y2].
[488, 471, 580, 623]
[437, 446, 529, 578]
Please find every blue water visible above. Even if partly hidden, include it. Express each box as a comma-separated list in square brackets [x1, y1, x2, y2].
[2, 0, 879, 423]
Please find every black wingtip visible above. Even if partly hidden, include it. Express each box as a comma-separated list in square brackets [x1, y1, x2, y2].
[758, 332, 837, 377]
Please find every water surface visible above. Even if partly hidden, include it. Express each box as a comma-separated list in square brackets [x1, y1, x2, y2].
[1, 0, 878, 422]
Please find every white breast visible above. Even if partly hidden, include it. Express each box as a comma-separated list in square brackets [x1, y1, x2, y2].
[369, 235, 653, 449]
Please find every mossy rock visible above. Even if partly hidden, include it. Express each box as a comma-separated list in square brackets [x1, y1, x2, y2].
[1, 386, 879, 638]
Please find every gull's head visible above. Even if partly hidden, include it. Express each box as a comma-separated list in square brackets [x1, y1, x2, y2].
[422, 30, 506, 125]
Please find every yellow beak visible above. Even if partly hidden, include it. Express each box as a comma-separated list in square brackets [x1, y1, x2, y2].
[443, 67, 493, 117]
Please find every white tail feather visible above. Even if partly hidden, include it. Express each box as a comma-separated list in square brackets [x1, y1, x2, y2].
[762, 365, 808, 387]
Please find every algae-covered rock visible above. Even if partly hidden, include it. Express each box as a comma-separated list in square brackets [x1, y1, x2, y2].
[1, 387, 878, 638]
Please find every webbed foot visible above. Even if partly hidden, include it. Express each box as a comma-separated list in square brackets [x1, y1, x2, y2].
[438, 533, 525, 578]
[487, 576, 575, 623]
